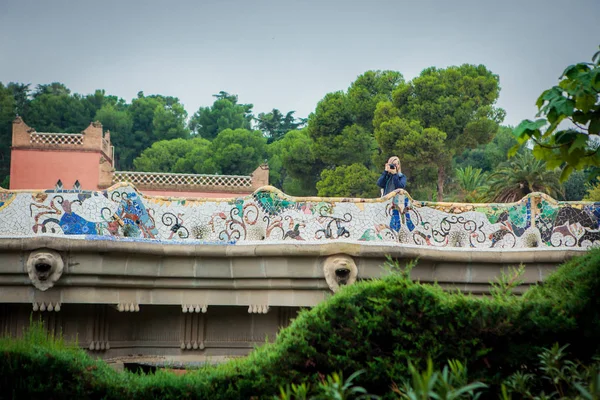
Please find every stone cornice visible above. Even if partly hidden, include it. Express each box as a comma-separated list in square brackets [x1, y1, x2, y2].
[0, 237, 586, 263]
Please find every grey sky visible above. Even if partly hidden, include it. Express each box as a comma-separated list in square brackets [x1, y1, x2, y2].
[1, 0, 598, 127]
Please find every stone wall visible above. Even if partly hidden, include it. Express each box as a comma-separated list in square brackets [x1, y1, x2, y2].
[0, 183, 598, 249]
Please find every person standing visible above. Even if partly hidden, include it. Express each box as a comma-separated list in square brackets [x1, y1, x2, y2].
[377, 156, 406, 197]
[377, 156, 407, 232]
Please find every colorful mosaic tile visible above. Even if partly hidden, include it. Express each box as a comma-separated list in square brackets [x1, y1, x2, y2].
[0, 184, 599, 249]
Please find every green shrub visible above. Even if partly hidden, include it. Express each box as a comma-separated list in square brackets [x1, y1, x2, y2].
[1, 249, 599, 399]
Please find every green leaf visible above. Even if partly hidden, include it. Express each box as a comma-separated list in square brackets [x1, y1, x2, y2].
[569, 133, 589, 154]
[589, 117, 600, 136]
[572, 111, 590, 124]
[560, 164, 574, 182]
[540, 86, 561, 102]
[592, 70, 600, 91]
[551, 96, 575, 118]
[554, 130, 578, 145]
[513, 119, 546, 139]
[507, 143, 521, 158]
[575, 93, 597, 113]
[562, 63, 589, 79]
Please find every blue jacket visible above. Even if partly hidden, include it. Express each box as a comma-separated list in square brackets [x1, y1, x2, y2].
[377, 171, 406, 196]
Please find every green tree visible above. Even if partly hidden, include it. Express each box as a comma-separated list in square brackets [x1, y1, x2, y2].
[484, 151, 564, 202]
[347, 70, 404, 127]
[7, 82, 30, 117]
[133, 138, 205, 173]
[127, 92, 190, 170]
[94, 103, 133, 169]
[308, 71, 403, 169]
[316, 164, 380, 198]
[563, 170, 588, 201]
[512, 47, 600, 180]
[26, 83, 91, 133]
[584, 182, 600, 201]
[32, 82, 71, 98]
[209, 128, 267, 175]
[455, 166, 488, 202]
[189, 92, 253, 140]
[172, 138, 215, 174]
[391, 64, 505, 200]
[81, 90, 119, 121]
[454, 126, 519, 172]
[267, 129, 318, 195]
[255, 109, 306, 143]
[0, 83, 16, 184]
[153, 102, 189, 140]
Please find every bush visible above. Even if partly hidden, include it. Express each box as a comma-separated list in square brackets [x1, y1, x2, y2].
[1, 249, 599, 399]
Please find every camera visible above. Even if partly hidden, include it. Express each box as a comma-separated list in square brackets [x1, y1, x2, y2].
[387, 164, 396, 170]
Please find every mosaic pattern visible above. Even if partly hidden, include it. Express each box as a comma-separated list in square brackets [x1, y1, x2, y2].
[0, 184, 599, 249]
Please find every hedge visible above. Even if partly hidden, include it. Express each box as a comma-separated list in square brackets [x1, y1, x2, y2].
[1, 248, 599, 399]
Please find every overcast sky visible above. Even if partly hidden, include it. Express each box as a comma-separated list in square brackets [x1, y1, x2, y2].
[1, 0, 598, 127]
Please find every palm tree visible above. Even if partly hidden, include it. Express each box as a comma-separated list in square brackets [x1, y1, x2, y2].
[484, 151, 564, 202]
[455, 166, 488, 202]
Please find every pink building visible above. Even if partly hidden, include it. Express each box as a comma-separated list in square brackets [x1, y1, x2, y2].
[9, 117, 268, 197]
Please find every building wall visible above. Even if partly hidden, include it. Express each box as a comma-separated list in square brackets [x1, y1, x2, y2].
[8, 118, 269, 196]
[10, 149, 102, 190]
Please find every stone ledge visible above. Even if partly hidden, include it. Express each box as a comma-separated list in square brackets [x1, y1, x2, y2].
[0, 237, 587, 263]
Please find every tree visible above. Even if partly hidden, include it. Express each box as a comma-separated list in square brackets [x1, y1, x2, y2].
[153, 102, 189, 140]
[484, 151, 564, 202]
[512, 47, 600, 180]
[347, 70, 404, 128]
[308, 71, 403, 169]
[390, 64, 505, 200]
[133, 138, 202, 172]
[454, 126, 519, 172]
[127, 92, 190, 170]
[584, 182, 600, 201]
[255, 109, 306, 143]
[316, 164, 380, 198]
[173, 141, 215, 174]
[188, 93, 253, 140]
[563, 170, 588, 201]
[7, 83, 30, 117]
[26, 83, 91, 133]
[0, 83, 16, 184]
[94, 103, 133, 169]
[32, 82, 71, 98]
[373, 101, 447, 196]
[267, 129, 319, 195]
[455, 166, 488, 202]
[209, 128, 267, 175]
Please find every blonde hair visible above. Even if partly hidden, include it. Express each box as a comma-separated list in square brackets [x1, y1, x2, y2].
[387, 156, 401, 173]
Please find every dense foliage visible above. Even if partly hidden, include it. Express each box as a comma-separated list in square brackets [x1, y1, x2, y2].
[484, 151, 564, 202]
[513, 47, 600, 181]
[1, 248, 599, 399]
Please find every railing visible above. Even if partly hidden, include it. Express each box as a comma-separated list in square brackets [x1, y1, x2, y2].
[0, 184, 598, 249]
[30, 132, 84, 146]
[112, 171, 253, 187]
